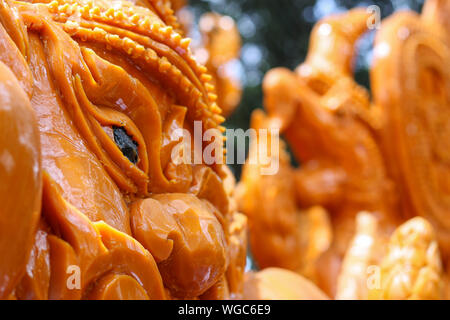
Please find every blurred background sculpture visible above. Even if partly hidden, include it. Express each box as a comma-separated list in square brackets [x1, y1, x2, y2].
[196, 12, 242, 118]
[237, 0, 450, 299]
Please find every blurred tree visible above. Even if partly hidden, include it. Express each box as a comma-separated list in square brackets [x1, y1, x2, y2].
[188, 0, 424, 177]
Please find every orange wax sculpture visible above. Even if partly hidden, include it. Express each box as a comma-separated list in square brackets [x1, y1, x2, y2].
[1, 0, 450, 301]
[0, 0, 249, 300]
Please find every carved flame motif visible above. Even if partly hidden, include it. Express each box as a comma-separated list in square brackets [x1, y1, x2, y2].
[0, 0, 247, 300]
[238, 0, 450, 299]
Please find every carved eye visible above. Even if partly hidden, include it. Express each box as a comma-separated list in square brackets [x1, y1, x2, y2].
[113, 126, 139, 164]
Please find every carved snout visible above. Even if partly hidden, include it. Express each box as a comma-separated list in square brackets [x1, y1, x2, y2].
[131, 193, 228, 298]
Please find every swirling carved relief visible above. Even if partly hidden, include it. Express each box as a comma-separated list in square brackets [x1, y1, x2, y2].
[0, 0, 245, 300]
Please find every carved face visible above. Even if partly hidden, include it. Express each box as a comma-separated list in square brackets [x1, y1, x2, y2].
[0, 0, 245, 300]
